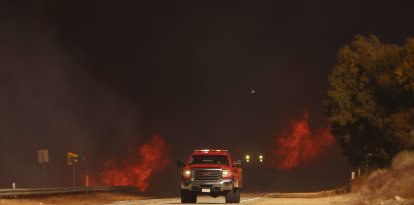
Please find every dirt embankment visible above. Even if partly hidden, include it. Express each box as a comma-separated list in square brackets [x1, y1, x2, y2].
[350, 151, 414, 205]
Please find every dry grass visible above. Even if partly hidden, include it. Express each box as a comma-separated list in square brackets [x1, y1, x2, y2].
[0, 192, 147, 205]
[350, 151, 414, 205]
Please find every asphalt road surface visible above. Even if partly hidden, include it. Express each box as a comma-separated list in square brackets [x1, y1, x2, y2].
[100, 193, 356, 205]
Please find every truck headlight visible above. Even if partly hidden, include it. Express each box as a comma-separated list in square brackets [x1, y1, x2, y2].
[222, 169, 230, 178]
[183, 169, 191, 178]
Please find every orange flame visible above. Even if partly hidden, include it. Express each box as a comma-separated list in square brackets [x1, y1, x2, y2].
[270, 112, 334, 170]
[101, 134, 170, 192]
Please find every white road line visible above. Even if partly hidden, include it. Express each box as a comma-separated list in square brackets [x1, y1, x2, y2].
[103, 193, 275, 204]
[241, 193, 274, 203]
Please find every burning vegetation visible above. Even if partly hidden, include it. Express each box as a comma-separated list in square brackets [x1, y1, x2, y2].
[270, 112, 334, 170]
[100, 134, 170, 192]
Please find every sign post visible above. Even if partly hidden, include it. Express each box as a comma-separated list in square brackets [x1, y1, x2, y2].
[72, 165, 76, 187]
[37, 149, 49, 187]
[67, 152, 85, 187]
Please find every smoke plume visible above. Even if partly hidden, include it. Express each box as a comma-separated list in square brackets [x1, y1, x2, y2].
[0, 2, 144, 187]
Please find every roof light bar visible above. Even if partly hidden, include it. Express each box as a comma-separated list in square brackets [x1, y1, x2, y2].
[193, 149, 228, 152]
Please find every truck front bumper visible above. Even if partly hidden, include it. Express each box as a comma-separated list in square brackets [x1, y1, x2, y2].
[181, 179, 233, 192]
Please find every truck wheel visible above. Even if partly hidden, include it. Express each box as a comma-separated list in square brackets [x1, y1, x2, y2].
[189, 192, 197, 203]
[233, 188, 240, 203]
[225, 189, 234, 203]
[181, 189, 190, 203]
[181, 189, 197, 203]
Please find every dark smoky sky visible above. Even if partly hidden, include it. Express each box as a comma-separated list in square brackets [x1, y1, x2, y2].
[1, 0, 414, 193]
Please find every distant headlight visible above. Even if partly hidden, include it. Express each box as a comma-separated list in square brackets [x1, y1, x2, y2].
[222, 169, 230, 178]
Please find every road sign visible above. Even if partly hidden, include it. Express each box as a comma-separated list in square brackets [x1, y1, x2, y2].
[67, 152, 85, 187]
[37, 149, 49, 187]
[38, 150, 49, 163]
[67, 152, 84, 165]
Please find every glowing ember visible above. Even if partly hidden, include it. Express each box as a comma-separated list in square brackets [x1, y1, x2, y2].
[101, 134, 170, 192]
[270, 112, 334, 170]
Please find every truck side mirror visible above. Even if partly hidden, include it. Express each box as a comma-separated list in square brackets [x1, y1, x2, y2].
[177, 160, 186, 168]
[232, 160, 242, 167]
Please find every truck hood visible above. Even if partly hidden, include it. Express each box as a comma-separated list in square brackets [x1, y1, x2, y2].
[187, 164, 231, 169]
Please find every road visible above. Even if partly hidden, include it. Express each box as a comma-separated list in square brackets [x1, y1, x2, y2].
[100, 193, 356, 205]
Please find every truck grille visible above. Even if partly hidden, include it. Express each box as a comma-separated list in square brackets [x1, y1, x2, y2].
[193, 169, 221, 181]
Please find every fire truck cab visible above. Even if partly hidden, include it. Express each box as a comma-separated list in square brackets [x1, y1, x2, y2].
[177, 149, 242, 203]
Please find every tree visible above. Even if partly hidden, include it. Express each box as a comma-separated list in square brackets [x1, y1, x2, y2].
[325, 35, 414, 168]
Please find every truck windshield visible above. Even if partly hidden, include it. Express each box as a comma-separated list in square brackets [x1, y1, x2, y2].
[189, 155, 229, 165]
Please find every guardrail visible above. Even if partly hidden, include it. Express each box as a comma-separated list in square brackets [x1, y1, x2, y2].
[0, 186, 137, 198]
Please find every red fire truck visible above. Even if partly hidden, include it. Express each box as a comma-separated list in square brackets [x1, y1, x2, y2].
[177, 149, 242, 203]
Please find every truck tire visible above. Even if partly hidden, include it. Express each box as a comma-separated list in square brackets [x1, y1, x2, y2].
[233, 188, 240, 203]
[181, 189, 190, 203]
[180, 189, 188, 203]
[225, 189, 234, 203]
[189, 192, 197, 203]
[181, 189, 197, 203]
